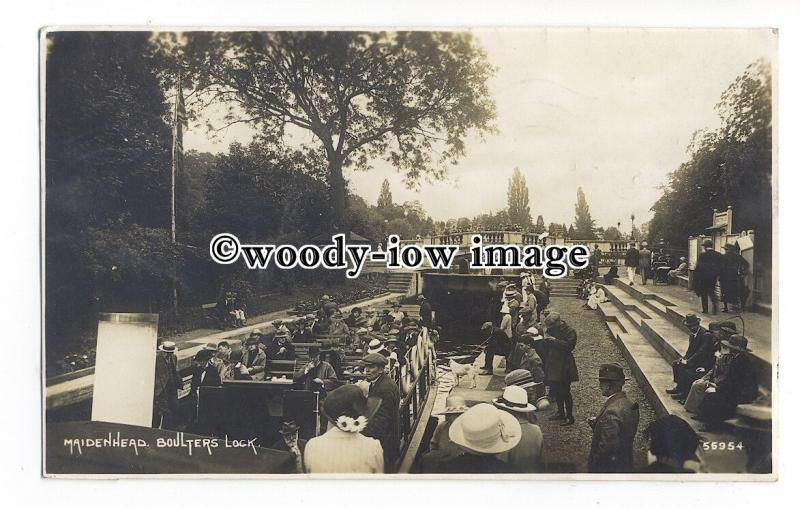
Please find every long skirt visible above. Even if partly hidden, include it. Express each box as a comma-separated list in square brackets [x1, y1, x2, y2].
[684, 379, 711, 414]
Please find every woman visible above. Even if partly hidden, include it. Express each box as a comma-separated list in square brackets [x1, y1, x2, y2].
[303, 384, 384, 473]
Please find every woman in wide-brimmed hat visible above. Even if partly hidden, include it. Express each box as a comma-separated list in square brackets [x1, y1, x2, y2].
[493, 385, 544, 472]
[420, 404, 518, 473]
[304, 384, 384, 473]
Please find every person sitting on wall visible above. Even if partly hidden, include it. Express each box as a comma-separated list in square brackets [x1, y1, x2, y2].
[666, 314, 714, 403]
[668, 257, 689, 283]
[603, 265, 620, 285]
[685, 334, 759, 430]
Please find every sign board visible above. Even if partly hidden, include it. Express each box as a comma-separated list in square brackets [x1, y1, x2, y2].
[91, 313, 159, 427]
[688, 237, 699, 271]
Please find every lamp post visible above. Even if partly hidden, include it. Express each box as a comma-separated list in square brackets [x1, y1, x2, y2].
[630, 214, 635, 241]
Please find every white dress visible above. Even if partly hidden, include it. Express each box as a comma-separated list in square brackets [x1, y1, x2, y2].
[304, 426, 384, 473]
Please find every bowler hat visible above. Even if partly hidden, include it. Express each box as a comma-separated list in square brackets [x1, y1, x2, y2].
[710, 320, 737, 335]
[194, 349, 214, 363]
[278, 420, 300, 436]
[721, 334, 752, 352]
[204, 342, 218, 352]
[308, 346, 321, 357]
[682, 313, 701, 327]
[543, 312, 561, 326]
[361, 352, 388, 367]
[598, 362, 629, 381]
[245, 334, 261, 345]
[702, 239, 713, 248]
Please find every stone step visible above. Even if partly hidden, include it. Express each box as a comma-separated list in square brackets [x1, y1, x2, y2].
[597, 302, 749, 473]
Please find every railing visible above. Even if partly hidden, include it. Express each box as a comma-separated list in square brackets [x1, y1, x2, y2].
[397, 357, 431, 465]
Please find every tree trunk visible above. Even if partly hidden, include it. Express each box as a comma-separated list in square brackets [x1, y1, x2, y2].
[328, 156, 347, 233]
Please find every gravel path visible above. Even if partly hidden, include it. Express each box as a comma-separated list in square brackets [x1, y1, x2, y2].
[537, 296, 656, 473]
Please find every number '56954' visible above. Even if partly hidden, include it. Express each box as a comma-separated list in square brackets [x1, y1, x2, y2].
[702, 441, 744, 451]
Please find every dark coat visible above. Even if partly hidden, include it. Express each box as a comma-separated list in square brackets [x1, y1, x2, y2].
[684, 330, 716, 371]
[363, 373, 402, 469]
[190, 362, 222, 393]
[542, 321, 579, 383]
[265, 338, 296, 360]
[624, 248, 640, 268]
[710, 352, 759, 405]
[588, 391, 640, 473]
[419, 301, 433, 328]
[694, 249, 723, 295]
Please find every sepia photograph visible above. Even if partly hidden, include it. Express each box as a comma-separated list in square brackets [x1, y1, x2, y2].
[41, 27, 776, 478]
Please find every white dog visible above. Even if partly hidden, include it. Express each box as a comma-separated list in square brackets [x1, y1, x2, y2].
[449, 359, 478, 388]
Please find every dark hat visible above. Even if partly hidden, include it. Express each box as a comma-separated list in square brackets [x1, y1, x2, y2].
[361, 352, 388, 366]
[598, 362, 628, 382]
[392, 302, 401, 308]
[204, 342, 218, 352]
[721, 334, 751, 352]
[322, 384, 381, 423]
[682, 313, 701, 327]
[308, 346, 321, 357]
[543, 312, 561, 326]
[702, 239, 713, 248]
[217, 341, 230, 348]
[646, 415, 699, 461]
[245, 334, 261, 345]
[723, 243, 736, 251]
[229, 349, 244, 363]
[709, 320, 737, 335]
[194, 349, 214, 363]
[279, 420, 300, 435]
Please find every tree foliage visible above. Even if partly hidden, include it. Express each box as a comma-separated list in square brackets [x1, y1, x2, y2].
[181, 31, 497, 228]
[377, 178, 393, 208]
[573, 186, 596, 239]
[648, 59, 772, 261]
[507, 167, 531, 227]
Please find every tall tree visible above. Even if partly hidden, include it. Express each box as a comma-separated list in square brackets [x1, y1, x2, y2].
[181, 31, 496, 230]
[603, 226, 623, 241]
[377, 178, 393, 209]
[507, 167, 531, 227]
[573, 186, 596, 239]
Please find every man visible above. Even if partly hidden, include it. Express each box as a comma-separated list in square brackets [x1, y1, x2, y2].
[532, 286, 549, 322]
[515, 306, 536, 339]
[293, 346, 338, 392]
[686, 334, 759, 428]
[587, 363, 640, 473]
[361, 353, 401, 471]
[591, 244, 602, 277]
[153, 341, 182, 429]
[225, 349, 252, 380]
[241, 333, 267, 380]
[269, 421, 308, 473]
[294, 315, 316, 343]
[666, 314, 715, 401]
[320, 294, 338, 317]
[418, 295, 433, 329]
[389, 302, 405, 322]
[637, 415, 698, 473]
[721, 243, 750, 312]
[638, 241, 652, 285]
[479, 321, 511, 375]
[265, 329, 296, 360]
[539, 312, 578, 425]
[364, 308, 379, 331]
[694, 239, 723, 314]
[189, 349, 223, 401]
[327, 310, 350, 337]
[624, 242, 640, 286]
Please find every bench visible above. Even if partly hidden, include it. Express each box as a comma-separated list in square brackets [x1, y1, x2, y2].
[266, 359, 297, 378]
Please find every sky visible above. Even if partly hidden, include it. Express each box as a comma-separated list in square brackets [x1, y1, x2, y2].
[183, 28, 776, 234]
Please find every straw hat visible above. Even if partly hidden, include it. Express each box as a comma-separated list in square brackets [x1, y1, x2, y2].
[441, 394, 468, 415]
[493, 385, 537, 413]
[449, 404, 521, 455]
[158, 341, 176, 353]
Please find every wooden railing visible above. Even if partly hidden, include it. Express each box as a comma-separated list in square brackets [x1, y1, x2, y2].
[397, 357, 432, 464]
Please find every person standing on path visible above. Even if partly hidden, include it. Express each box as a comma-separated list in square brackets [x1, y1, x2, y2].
[624, 242, 640, 286]
[540, 312, 579, 426]
[638, 242, 652, 285]
[694, 239, 724, 314]
[587, 363, 640, 473]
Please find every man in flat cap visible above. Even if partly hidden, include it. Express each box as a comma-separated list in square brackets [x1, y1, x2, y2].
[587, 363, 640, 473]
[360, 352, 401, 471]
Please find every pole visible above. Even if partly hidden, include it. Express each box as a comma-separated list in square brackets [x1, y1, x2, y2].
[170, 71, 182, 311]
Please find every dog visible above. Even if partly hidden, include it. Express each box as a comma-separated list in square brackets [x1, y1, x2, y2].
[449, 359, 478, 389]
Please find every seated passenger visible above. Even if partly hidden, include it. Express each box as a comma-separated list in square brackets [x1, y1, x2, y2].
[603, 265, 620, 284]
[327, 310, 350, 337]
[293, 346, 338, 392]
[241, 333, 267, 380]
[668, 257, 689, 283]
[344, 307, 366, 328]
[265, 329, 296, 360]
[224, 349, 252, 380]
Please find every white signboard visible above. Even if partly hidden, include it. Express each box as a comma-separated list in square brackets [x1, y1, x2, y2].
[91, 313, 159, 427]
